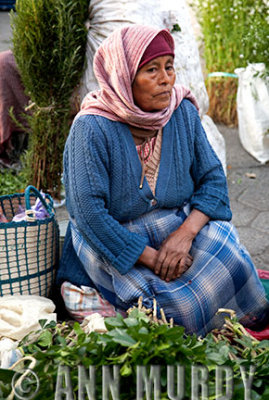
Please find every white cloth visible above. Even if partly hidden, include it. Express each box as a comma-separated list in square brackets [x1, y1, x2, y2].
[0, 295, 56, 341]
[81, 313, 107, 334]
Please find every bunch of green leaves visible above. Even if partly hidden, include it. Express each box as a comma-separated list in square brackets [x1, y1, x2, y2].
[190, 0, 269, 126]
[193, 0, 269, 73]
[1, 311, 269, 399]
[205, 332, 269, 398]
[9, 0, 89, 198]
[0, 168, 27, 196]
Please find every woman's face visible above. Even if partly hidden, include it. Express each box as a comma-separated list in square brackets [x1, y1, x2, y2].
[132, 55, 176, 112]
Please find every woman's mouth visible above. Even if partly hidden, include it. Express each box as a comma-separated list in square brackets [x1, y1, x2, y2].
[154, 91, 171, 97]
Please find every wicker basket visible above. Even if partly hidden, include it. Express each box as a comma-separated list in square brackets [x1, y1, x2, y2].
[0, 186, 59, 296]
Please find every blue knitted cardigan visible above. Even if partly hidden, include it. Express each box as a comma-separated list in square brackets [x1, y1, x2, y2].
[57, 99, 232, 286]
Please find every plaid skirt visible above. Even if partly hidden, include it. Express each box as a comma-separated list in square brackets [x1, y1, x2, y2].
[69, 205, 269, 336]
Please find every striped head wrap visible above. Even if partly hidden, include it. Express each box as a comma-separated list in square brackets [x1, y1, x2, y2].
[77, 24, 199, 131]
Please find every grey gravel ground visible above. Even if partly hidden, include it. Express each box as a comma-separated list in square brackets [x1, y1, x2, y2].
[1, 10, 269, 271]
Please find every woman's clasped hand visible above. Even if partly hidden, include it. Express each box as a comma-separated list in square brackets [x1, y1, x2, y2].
[138, 209, 209, 282]
[138, 225, 194, 282]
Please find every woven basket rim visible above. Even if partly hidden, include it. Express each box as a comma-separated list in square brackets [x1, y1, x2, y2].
[0, 191, 50, 201]
[0, 191, 56, 227]
[0, 214, 56, 228]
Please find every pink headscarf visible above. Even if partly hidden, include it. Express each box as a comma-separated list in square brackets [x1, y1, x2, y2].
[77, 24, 199, 130]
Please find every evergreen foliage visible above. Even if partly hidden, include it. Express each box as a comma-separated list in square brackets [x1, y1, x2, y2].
[10, 0, 89, 198]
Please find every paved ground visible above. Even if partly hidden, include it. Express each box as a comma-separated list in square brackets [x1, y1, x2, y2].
[219, 125, 269, 271]
[1, 9, 269, 271]
[0, 11, 12, 52]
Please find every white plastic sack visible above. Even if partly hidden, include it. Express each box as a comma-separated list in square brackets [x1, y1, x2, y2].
[78, 0, 226, 171]
[201, 115, 226, 173]
[235, 63, 269, 164]
[80, 0, 209, 115]
[161, 5, 209, 116]
[0, 295, 56, 341]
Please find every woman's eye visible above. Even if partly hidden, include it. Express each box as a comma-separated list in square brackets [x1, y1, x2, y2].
[166, 65, 174, 71]
[147, 67, 156, 73]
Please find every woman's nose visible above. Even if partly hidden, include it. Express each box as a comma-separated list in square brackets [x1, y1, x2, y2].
[158, 69, 170, 84]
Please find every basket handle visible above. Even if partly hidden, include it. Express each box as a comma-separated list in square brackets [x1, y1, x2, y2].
[25, 185, 54, 218]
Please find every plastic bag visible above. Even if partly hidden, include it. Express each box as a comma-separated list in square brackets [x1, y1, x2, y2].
[0, 338, 22, 368]
[0, 296, 56, 340]
[201, 115, 226, 173]
[235, 63, 269, 163]
[12, 191, 50, 222]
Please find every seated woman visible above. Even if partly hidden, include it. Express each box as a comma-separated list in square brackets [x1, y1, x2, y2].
[56, 24, 269, 336]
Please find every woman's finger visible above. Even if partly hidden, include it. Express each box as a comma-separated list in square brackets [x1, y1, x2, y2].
[185, 256, 193, 267]
[154, 251, 167, 275]
[160, 262, 170, 280]
[171, 258, 190, 279]
[165, 262, 178, 282]
[154, 248, 176, 276]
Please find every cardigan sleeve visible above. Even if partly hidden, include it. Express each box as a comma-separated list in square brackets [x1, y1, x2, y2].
[64, 116, 147, 275]
[184, 102, 232, 220]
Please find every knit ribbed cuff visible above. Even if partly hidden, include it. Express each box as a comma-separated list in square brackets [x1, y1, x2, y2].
[114, 235, 147, 275]
[190, 195, 232, 221]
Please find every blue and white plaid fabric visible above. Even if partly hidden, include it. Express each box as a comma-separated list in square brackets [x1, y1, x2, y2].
[69, 205, 269, 336]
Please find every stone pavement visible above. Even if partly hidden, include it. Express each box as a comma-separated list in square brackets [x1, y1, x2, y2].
[1, 9, 269, 271]
[218, 125, 269, 271]
[0, 11, 12, 53]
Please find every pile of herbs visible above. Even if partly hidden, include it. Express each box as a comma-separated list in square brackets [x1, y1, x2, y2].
[1, 309, 269, 399]
[10, 0, 89, 198]
[192, 0, 269, 127]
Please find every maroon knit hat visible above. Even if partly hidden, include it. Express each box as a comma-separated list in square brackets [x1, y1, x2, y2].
[138, 31, 175, 69]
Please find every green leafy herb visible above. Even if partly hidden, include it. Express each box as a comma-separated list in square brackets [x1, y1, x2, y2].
[1, 306, 268, 399]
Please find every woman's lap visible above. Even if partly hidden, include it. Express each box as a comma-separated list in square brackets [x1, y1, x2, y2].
[68, 206, 269, 336]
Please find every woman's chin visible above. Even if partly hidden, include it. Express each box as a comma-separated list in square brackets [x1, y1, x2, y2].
[145, 100, 170, 112]
[149, 105, 169, 112]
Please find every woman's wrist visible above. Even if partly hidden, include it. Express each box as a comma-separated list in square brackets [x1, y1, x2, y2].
[177, 209, 210, 239]
[138, 246, 158, 269]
